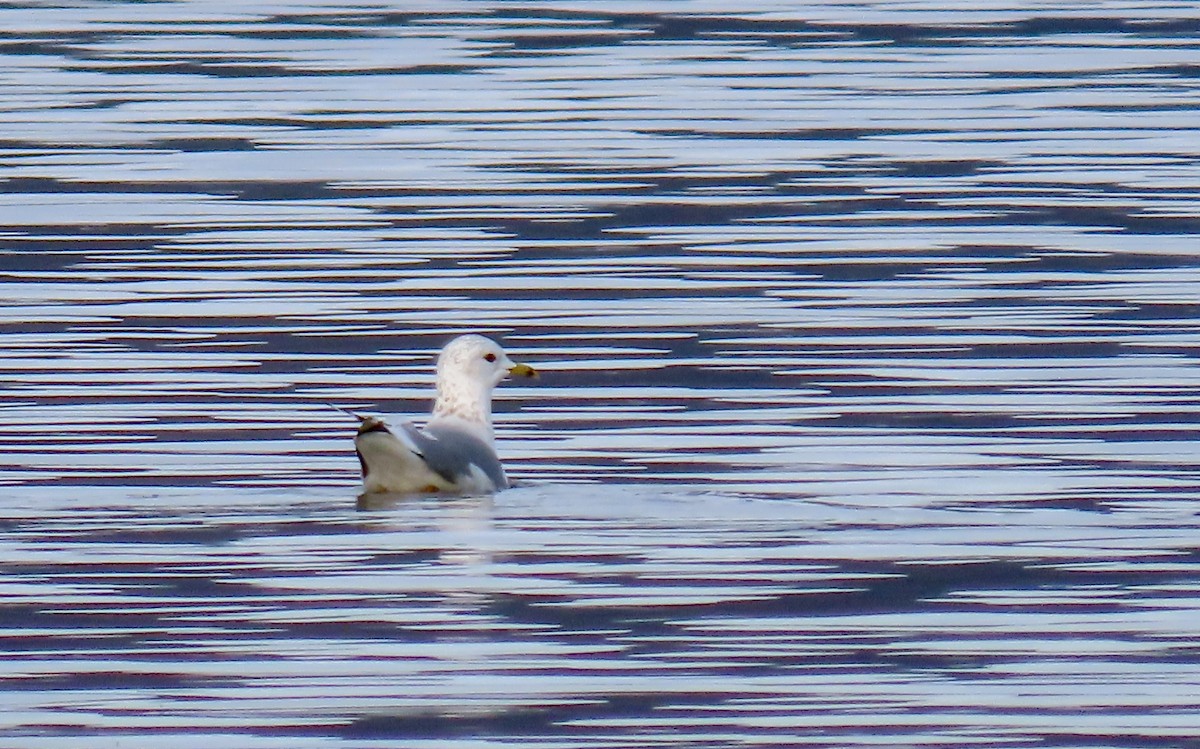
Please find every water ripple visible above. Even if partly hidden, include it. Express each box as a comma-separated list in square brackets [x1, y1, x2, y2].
[2, 2, 1200, 746]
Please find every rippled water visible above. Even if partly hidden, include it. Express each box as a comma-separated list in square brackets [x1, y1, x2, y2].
[2, 1, 1200, 746]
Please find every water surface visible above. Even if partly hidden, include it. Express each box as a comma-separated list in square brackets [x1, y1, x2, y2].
[1, 2, 1199, 746]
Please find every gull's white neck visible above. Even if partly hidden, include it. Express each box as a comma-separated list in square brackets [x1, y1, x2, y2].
[432, 375, 495, 442]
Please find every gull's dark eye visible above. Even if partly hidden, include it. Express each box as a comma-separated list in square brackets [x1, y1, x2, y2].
[484, 353, 497, 363]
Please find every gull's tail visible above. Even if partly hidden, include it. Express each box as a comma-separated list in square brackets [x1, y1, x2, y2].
[332, 404, 450, 494]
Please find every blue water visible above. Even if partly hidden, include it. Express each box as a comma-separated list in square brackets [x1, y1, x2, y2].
[1, 2, 1199, 746]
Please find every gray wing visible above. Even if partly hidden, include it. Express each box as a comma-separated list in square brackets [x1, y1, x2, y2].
[399, 422, 507, 490]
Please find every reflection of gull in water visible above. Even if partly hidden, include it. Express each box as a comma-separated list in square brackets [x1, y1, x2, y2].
[351, 334, 537, 497]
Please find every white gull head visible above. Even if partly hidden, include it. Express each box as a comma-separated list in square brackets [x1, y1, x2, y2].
[430, 334, 537, 441]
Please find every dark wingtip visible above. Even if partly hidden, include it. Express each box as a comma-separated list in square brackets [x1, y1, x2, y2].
[356, 416, 391, 436]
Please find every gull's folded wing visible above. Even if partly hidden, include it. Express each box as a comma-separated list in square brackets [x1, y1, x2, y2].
[400, 422, 508, 491]
[353, 415, 507, 495]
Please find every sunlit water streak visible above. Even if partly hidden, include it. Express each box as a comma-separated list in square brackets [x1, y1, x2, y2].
[1, 1, 1199, 746]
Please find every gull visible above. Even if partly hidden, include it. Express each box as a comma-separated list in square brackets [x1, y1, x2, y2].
[352, 334, 537, 496]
